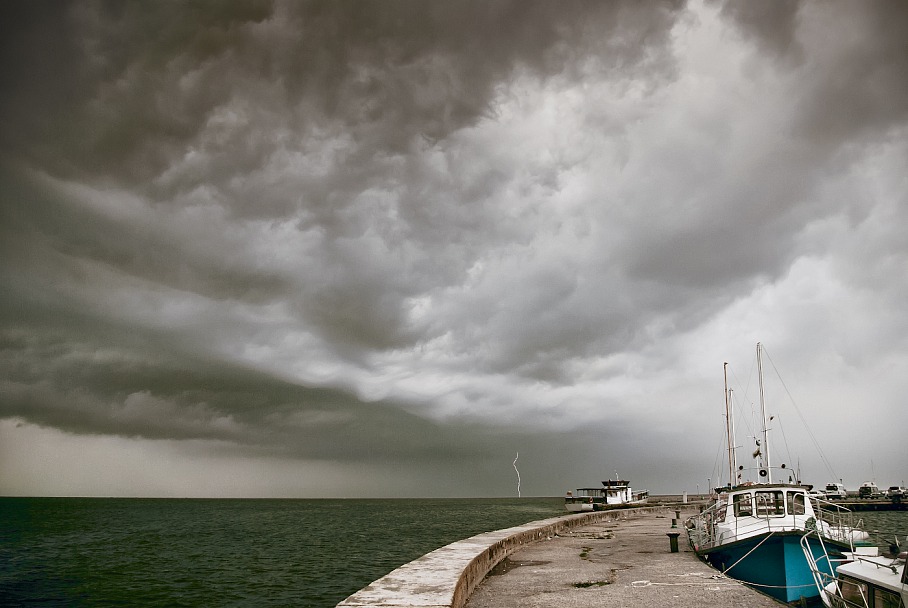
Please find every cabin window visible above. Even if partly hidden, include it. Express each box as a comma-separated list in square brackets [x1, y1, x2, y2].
[786, 493, 806, 515]
[714, 498, 727, 523]
[733, 493, 752, 517]
[873, 587, 901, 608]
[839, 577, 867, 606]
[753, 491, 785, 516]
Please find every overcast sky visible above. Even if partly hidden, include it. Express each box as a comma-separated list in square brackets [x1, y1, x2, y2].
[1, 0, 906, 498]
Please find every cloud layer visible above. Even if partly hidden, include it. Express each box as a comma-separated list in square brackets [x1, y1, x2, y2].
[2, 0, 906, 497]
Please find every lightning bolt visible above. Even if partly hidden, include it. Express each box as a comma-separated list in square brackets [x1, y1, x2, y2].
[513, 452, 521, 497]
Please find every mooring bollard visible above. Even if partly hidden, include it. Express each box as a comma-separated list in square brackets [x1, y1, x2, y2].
[666, 531, 681, 553]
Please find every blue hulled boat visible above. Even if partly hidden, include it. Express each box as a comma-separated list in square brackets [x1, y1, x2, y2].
[686, 344, 867, 604]
[686, 483, 864, 603]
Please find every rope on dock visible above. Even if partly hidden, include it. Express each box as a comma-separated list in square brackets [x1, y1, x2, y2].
[627, 570, 816, 593]
[628, 572, 748, 589]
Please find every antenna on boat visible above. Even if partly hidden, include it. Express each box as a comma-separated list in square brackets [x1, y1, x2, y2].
[724, 362, 737, 488]
[757, 342, 772, 483]
[730, 390, 740, 484]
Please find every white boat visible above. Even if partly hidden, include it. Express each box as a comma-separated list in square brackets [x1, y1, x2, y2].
[802, 532, 908, 608]
[564, 479, 648, 512]
[826, 483, 849, 500]
[686, 344, 868, 604]
[858, 482, 882, 499]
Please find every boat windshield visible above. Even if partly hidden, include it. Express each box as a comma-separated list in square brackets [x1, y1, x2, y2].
[733, 493, 752, 517]
[754, 491, 785, 516]
[786, 492, 806, 515]
[714, 496, 727, 523]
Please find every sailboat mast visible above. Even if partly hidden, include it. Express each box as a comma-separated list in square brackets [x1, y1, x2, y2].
[729, 388, 738, 484]
[757, 342, 771, 483]
[724, 362, 734, 487]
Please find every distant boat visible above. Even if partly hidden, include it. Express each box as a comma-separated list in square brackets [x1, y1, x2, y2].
[825, 483, 848, 500]
[801, 532, 908, 608]
[858, 482, 882, 499]
[686, 344, 868, 604]
[564, 479, 648, 512]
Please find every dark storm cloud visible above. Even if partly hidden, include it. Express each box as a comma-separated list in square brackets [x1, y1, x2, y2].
[0, 0, 688, 362]
[0, 305, 514, 465]
[712, 0, 803, 59]
[1, 1, 907, 497]
[715, 0, 908, 145]
[1, 0, 684, 187]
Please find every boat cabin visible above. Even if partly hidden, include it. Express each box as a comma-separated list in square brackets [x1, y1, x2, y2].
[601, 480, 634, 504]
[564, 480, 647, 512]
[693, 483, 866, 552]
[715, 485, 809, 521]
[829, 552, 907, 608]
[564, 488, 605, 511]
[700, 484, 819, 548]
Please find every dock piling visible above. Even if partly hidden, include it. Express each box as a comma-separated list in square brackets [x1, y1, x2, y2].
[666, 531, 681, 553]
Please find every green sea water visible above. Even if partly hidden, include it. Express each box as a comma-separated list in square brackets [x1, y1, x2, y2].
[2, 498, 905, 607]
[0, 497, 564, 607]
[858, 510, 908, 549]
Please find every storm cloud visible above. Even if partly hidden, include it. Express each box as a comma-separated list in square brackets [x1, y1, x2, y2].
[1, 0, 906, 497]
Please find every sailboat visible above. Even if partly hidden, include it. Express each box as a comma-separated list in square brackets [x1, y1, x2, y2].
[685, 343, 867, 604]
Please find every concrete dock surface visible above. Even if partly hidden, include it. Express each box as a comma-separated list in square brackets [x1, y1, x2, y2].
[464, 508, 782, 608]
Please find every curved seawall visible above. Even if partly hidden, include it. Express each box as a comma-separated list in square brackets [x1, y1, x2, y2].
[336, 505, 674, 608]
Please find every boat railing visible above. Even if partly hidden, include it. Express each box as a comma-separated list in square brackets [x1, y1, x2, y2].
[684, 499, 732, 551]
[685, 496, 864, 553]
[812, 498, 864, 550]
[800, 530, 870, 608]
[685, 500, 786, 551]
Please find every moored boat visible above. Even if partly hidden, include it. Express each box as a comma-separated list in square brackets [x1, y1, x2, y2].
[686, 344, 868, 604]
[687, 482, 866, 603]
[565, 479, 648, 512]
[801, 532, 908, 607]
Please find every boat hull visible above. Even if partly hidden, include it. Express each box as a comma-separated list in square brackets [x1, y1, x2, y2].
[698, 532, 846, 604]
[564, 501, 594, 512]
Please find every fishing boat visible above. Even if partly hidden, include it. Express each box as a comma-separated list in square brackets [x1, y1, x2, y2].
[686, 344, 867, 604]
[801, 531, 908, 607]
[564, 479, 648, 512]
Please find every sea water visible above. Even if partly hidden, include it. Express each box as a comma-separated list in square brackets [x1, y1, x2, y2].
[859, 510, 908, 548]
[2, 498, 905, 607]
[0, 497, 564, 607]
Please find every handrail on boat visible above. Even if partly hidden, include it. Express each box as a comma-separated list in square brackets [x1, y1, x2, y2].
[800, 529, 869, 608]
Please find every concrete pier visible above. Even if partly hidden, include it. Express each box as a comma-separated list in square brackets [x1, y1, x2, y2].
[337, 506, 782, 608]
[465, 507, 781, 608]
